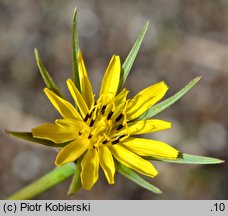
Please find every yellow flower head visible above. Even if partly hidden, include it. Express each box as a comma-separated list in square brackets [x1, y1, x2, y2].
[32, 51, 179, 190]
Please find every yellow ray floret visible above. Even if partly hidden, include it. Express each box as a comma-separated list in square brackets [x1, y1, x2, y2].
[100, 55, 121, 99]
[44, 88, 82, 120]
[78, 51, 94, 109]
[32, 122, 77, 143]
[110, 144, 158, 178]
[126, 81, 168, 120]
[121, 138, 179, 159]
[98, 145, 115, 184]
[118, 119, 171, 135]
[55, 138, 90, 166]
[32, 119, 87, 143]
[80, 148, 99, 190]
[67, 79, 89, 118]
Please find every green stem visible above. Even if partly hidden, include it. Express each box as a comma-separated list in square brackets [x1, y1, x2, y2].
[6, 163, 75, 200]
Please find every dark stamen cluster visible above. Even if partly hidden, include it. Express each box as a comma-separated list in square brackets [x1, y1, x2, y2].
[107, 111, 114, 120]
[102, 140, 108, 144]
[111, 135, 125, 145]
[115, 113, 123, 122]
[89, 119, 95, 127]
[111, 140, 119, 144]
[81, 101, 127, 147]
[84, 113, 89, 122]
[101, 105, 106, 114]
[116, 124, 124, 131]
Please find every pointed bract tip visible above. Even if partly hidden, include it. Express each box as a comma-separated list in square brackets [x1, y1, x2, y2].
[146, 20, 150, 26]
[73, 7, 78, 18]
[34, 48, 39, 57]
[144, 20, 149, 31]
[195, 76, 202, 81]
[156, 188, 163, 194]
[217, 159, 225, 164]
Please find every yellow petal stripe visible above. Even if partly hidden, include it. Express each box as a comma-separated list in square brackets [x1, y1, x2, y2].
[110, 144, 158, 178]
[78, 51, 94, 109]
[44, 88, 82, 120]
[98, 145, 115, 184]
[67, 79, 89, 118]
[81, 148, 99, 190]
[126, 81, 168, 120]
[121, 138, 179, 159]
[118, 119, 171, 135]
[32, 123, 78, 143]
[100, 55, 121, 99]
[55, 118, 87, 129]
[55, 138, 89, 166]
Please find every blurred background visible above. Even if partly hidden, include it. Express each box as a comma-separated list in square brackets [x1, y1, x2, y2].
[0, 0, 227, 199]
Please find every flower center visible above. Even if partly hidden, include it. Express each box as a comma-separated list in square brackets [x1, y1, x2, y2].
[78, 96, 128, 148]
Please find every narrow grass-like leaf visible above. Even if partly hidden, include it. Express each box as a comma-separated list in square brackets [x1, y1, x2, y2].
[72, 7, 81, 92]
[145, 153, 225, 164]
[137, 77, 201, 120]
[34, 49, 63, 97]
[6, 130, 68, 148]
[7, 163, 75, 200]
[118, 21, 149, 92]
[68, 159, 82, 195]
[116, 161, 162, 194]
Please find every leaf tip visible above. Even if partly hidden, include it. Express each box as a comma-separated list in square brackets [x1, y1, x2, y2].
[34, 48, 39, 58]
[154, 187, 162, 194]
[195, 76, 202, 82]
[4, 130, 18, 138]
[34, 48, 40, 65]
[74, 6, 78, 13]
[145, 20, 149, 27]
[73, 7, 78, 21]
[143, 20, 149, 32]
[215, 159, 225, 164]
